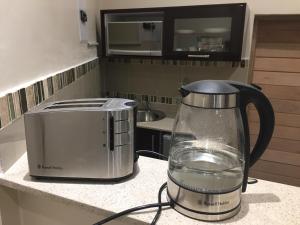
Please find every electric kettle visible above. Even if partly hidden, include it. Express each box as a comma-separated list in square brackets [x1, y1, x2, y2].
[167, 80, 275, 221]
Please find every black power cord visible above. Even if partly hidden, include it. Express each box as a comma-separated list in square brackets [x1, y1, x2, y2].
[151, 182, 168, 225]
[93, 151, 169, 225]
[136, 150, 168, 160]
[93, 150, 258, 225]
[93, 183, 170, 225]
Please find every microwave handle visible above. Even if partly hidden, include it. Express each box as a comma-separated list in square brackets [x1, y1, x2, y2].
[188, 54, 210, 58]
[143, 22, 155, 30]
[108, 49, 162, 56]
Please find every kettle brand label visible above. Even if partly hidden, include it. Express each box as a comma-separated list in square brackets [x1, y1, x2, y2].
[198, 199, 230, 206]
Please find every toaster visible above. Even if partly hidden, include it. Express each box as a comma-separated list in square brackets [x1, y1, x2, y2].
[24, 98, 137, 180]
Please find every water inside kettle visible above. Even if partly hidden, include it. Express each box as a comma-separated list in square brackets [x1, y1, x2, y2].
[169, 140, 244, 193]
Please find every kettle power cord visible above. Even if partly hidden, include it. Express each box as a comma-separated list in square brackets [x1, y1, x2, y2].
[93, 182, 169, 225]
[151, 182, 168, 225]
[93, 150, 258, 225]
[93, 151, 169, 225]
[93, 177, 257, 225]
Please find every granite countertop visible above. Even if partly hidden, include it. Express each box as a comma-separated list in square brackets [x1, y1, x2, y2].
[0, 153, 300, 225]
[137, 117, 174, 132]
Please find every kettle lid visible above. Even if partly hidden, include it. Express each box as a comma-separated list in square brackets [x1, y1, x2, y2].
[180, 80, 239, 108]
[181, 80, 239, 96]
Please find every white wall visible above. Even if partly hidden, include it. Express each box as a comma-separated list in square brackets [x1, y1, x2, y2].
[0, 0, 99, 96]
[99, 0, 300, 13]
[99, 0, 300, 59]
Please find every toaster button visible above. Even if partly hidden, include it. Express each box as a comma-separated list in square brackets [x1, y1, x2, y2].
[114, 133, 130, 146]
[114, 144, 130, 151]
[112, 110, 129, 121]
[114, 120, 129, 133]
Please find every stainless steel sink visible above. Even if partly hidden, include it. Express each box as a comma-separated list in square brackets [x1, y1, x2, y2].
[137, 110, 165, 122]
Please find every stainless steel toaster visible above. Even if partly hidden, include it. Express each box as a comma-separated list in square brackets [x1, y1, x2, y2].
[24, 98, 137, 180]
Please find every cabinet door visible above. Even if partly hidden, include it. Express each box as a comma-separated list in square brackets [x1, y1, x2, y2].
[136, 128, 160, 158]
[102, 11, 164, 57]
[160, 132, 172, 157]
[164, 4, 246, 61]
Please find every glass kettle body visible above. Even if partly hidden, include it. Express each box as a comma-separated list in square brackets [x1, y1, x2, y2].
[167, 80, 275, 221]
[169, 105, 245, 194]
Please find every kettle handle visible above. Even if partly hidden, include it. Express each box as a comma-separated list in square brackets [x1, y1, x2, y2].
[229, 81, 275, 166]
[228, 81, 274, 192]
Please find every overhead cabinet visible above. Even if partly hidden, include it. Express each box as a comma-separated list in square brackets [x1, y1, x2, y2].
[164, 4, 247, 61]
[101, 3, 247, 61]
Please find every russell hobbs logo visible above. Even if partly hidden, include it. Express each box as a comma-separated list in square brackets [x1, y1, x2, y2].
[198, 200, 230, 206]
[37, 164, 63, 170]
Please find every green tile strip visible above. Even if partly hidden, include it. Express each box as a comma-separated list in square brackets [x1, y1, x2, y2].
[0, 58, 98, 129]
[47, 77, 54, 97]
[7, 93, 15, 121]
[18, 88, 28, 114]
[0, 96, 10, 127]
[12, 92, 21, 118]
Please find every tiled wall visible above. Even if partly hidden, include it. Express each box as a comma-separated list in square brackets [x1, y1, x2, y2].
[0, 59, 98, 129]
[104, 58, 249, 108]
[106, 92, 180, 106]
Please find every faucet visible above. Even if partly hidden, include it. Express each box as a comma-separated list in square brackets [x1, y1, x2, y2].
[142, 99, 151, 112]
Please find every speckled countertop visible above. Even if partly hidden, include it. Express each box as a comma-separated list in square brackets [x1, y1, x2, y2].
[137, 117, 174, 132]
[0, 153, 300, 225]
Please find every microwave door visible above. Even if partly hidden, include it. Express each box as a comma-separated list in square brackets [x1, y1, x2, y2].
[108, 22, 141, 46]
[106, 21, 162, 56]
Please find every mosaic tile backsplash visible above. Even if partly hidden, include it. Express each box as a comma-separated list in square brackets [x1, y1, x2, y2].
[106, 58, 248, 68]
[105, 91, 180, 106]
[104, 57, 249, 108]
[0, 59, 98, 129]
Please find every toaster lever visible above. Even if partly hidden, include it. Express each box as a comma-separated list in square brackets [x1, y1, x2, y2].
[109, 115, 114, 151]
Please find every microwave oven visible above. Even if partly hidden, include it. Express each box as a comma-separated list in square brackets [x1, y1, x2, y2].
[103, 12, 164, 57]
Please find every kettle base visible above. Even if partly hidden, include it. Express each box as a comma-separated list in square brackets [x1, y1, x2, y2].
[168, 198, 241, 221]
[167, 176, 241, 221]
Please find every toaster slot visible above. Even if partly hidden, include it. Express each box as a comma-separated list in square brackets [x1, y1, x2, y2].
[45, 104, 103, 110]
[53, 100, 107, 105]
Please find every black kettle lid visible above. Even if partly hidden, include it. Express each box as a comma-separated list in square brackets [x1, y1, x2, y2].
[180, 80, 239, 97]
